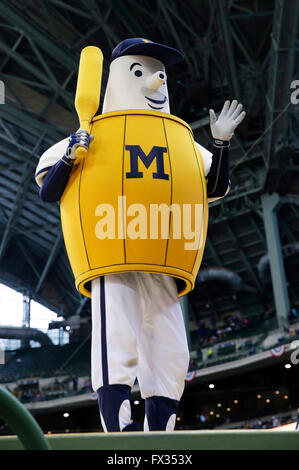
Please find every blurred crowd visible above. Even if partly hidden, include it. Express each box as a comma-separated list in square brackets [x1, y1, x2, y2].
[196, 314, 250, 348]
[9, 375, 92, 404]
[243, 414, 295, 430]
[190, 307, 299, 368]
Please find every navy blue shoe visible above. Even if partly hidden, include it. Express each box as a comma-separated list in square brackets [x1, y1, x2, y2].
[97, 384, 132, 432]
[145, 396, 179, 431]
[122, 420, 141, 432]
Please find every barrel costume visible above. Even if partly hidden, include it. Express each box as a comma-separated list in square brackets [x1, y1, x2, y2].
[60, 110, 208, 298]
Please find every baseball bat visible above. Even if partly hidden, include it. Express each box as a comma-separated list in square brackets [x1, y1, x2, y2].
[75, 46, 103, 159]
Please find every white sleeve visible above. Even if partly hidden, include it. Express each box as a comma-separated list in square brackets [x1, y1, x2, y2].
[35, 138, 69, 188]
[195, 142, 213, 177]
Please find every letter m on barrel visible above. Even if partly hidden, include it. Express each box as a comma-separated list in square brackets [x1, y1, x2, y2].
[125, 145, 169, 180]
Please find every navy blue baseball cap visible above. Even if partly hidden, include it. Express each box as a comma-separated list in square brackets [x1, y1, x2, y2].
[110, 38, 184, 67]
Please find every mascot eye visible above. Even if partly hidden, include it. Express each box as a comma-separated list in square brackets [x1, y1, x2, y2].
[134, 70, 143, 77]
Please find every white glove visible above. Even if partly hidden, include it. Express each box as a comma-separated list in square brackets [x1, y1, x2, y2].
[209, 100, 246, 141]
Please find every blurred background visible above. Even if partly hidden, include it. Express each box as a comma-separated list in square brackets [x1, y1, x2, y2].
[0, 0, 298, 434]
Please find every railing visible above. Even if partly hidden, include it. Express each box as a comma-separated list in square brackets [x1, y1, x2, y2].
[0, 385, 51, 450]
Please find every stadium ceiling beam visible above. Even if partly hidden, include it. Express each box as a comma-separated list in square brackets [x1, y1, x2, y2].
[231, 166, 261, 191]
[27, 37, 58, 86]
[263, 0, 299, 191]
[0, 133, 46, 264]
[225, 223, 261, 292]
[209, 190, 262, 225]
[0, 137, 40, 171]
[0, 142, 40, 172]
[0, 104, 65, 144]
[279, 215, 296, 243]
[70, 22, 104, 51]
[15, 223, 59, 236]
[35, 230, 63, 295]
[288, 203, 299, 222]
[165, 1, 200, 41]
[1, 74, 50, 92]
[75, 296, 90, 316]
[229, 28, 255, 69]
[12, 227, 56, 256]
[249, 216, 266, 246]
[0, 40, 51, 86]
[205, 238, 222, 267]
[218, 1, 241, 100]
[45, 0, 95, 21]
[280, 196, 299, 208]
[39, 1, 82, 43]
[58, 253, 82, 301]
[15, 238, 41, 281]
[0, 2, 77, 71]
[109, 0, 147, 39]
[83, 0, 120, 46]
[0, 205, 8, 223]
[0, 118, 23, 150]
[158, 0, 193, 71]
[190, 116, 210, 131]
[0, 31, 24, 74]
[0, 40, 74, 109]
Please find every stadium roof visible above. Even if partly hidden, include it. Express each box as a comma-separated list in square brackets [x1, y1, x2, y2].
[0, 0, 298, 324]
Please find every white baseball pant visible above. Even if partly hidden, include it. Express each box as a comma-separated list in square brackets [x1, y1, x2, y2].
[91, 272, 190, 431]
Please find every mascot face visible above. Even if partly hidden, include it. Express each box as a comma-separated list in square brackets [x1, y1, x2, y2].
[102, 55, 170, 114]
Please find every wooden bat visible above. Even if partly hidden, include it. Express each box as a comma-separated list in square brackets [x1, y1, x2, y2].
[75, 46, 103, 159]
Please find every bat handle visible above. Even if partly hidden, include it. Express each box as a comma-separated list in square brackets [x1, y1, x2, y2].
[75, 122, 91, 160]
[75, 146, 88, 159]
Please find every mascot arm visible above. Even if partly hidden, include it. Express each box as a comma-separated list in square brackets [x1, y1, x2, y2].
[202, 99, 246, 202]
[39, 157, 74, 202]
[195, 141, 230, 202]
[35, 138, 69, 188]
[36, 131, 92, 203]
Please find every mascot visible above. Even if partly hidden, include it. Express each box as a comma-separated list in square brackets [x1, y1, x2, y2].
[35, 38, 245, 432]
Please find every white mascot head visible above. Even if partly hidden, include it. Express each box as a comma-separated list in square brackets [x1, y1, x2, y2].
[102, 38, 184, 115]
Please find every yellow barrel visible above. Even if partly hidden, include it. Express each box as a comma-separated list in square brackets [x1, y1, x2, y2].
[60, 110, 209, 298]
